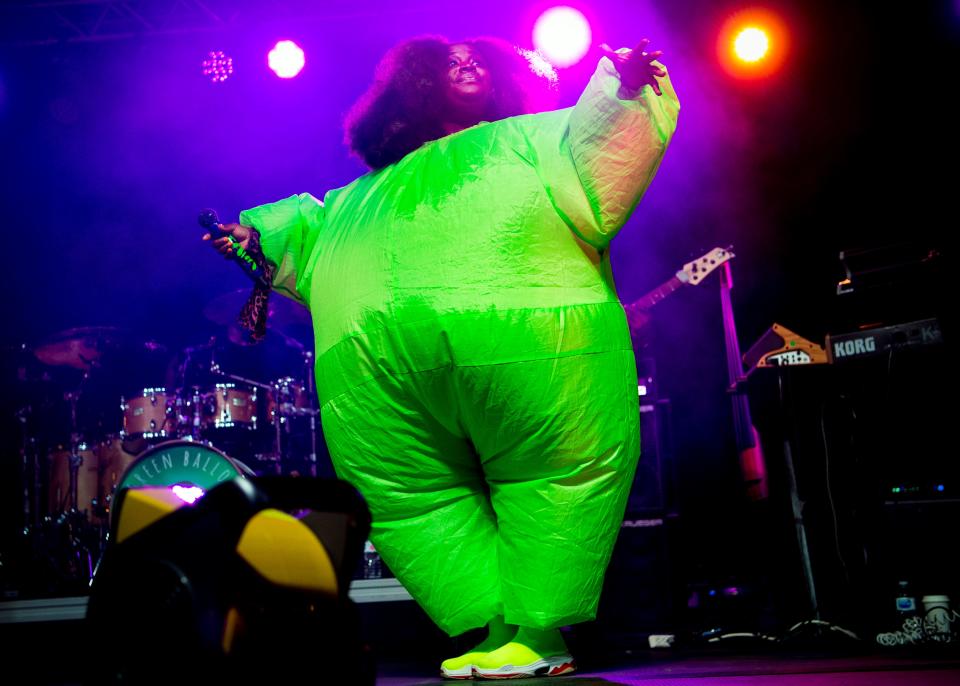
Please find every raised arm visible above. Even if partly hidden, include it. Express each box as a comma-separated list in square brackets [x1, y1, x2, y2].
[530, 39, 679, 251]
[235, 192, 326, 305]
[570, 40, 679, 249]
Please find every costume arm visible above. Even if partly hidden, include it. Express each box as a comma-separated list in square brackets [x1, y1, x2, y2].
[238, 193, 325, 305]
[542, 55, 680, 251]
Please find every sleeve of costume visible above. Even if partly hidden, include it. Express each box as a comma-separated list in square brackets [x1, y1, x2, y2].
[238, 192, 325, 306]
[529, 55, 680, 251]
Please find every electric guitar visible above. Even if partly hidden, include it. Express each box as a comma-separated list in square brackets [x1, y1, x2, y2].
[623, 246, 735, 332]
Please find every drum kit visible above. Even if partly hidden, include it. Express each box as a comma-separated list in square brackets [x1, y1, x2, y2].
[5, 290, 324, 594]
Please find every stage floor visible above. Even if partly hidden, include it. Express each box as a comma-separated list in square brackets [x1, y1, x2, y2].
[4, 598, 958, 686]
[375, 650, 960, 685]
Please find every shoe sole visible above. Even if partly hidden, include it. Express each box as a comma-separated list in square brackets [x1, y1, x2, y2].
[441, 665, 475, 679]
[473, 656, 576, 679]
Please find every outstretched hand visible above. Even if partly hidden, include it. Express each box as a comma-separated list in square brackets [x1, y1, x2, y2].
[599, 39, 666, 96]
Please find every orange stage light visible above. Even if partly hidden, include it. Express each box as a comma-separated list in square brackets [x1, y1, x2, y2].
[717, 6, 790, 80]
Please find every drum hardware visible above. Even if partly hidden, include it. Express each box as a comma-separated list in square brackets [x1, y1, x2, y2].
[96, 435, 139, 521]
[62, 388, 87, 514]
[303, 350, 319, 477]
[14, 403, 42, 528]
[205, 349, 273, 431]
[175, 385, 206, 441]
[12, 327, 179, 593]
[47, 441, 99, 520]
[23, 386, 106, 590]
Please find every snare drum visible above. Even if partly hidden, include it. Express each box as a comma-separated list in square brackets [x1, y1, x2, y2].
[202, 383, 258, 431]
[47, 443, 101, 518]
[121, 387, 178, 441]
[264, 377, 312, 424]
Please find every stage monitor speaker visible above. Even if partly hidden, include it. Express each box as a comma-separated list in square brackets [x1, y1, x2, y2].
[627, 398, 674, 515]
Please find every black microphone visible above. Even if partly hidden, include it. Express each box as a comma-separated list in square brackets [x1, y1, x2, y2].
[199, 208, 271, 288]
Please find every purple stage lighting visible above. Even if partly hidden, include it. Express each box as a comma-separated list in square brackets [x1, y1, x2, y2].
[202, 50, 234, 83]
[268, 40, 305, 79]
[532, 6, 592, 68]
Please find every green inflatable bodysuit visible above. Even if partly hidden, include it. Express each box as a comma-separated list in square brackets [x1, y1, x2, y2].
[239, 56, 679, 636]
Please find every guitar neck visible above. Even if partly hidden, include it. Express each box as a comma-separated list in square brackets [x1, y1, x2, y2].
[626, 275, 685, 312]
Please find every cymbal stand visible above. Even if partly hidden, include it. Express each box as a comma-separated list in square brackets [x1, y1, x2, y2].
[209, 361, 276, 399]
[61, 379, 99, 587]
[303, 350, 318, 477]
[63, 389, 83, 513]
[209, 355, 283, 468]
[14, 404, 40, 529]
[267, 379, 284, 475]
[179, 338, 216, 441]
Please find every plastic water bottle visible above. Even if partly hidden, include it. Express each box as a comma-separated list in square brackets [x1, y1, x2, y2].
[895, 580, 918, 621]
[363, 540, 382, 579]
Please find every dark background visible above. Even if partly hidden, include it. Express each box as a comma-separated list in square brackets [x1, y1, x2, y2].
[0, 0, 956, 638]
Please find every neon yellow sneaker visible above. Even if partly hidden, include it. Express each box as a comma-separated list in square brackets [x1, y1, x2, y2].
[441, 651, 486, 679]
[472, 642, 576, 679]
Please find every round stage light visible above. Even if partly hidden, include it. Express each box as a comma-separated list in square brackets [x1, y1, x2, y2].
[717, 7, 790, 80]
[202, 50, 234, 83]
[268, 40, 305, 79]
[734, 27, 769, 63]
[532, 6, 592, 68]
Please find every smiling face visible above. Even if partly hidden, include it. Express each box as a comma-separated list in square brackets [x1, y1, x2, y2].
[443, 43, 493, 123]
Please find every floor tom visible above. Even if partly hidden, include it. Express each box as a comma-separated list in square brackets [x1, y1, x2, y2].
[47, 443, 101, 520]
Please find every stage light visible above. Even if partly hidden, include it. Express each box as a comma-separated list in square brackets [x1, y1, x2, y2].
[734, 27, 769, 62]
[202, 50, 234, 83]
[268, 40, 305, 79]
[717, 7, 790, 80]
[532, 6, 592, 68]
[86, 476, 375, 683]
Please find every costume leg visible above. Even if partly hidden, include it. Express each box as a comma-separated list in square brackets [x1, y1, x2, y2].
[457, 349, 641, 631]
[320, 368, 502, 637]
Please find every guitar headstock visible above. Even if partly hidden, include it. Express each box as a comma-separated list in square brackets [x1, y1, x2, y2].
[677, 246, 735, 285]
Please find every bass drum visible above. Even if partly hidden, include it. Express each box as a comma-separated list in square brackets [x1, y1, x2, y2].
[96, 434, 140, 517]
[110, 440, 254, 526]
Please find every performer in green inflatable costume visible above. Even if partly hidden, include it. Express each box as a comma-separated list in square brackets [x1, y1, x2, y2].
[206, 33, 679, 679]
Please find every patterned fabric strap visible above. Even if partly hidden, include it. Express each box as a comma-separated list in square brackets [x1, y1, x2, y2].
[236, 228, 275, 344]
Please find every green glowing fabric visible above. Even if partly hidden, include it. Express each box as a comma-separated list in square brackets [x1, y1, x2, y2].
[240, 57, 679, 635]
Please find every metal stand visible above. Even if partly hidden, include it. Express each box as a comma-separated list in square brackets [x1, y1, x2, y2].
[303, 350, 318, 477]
[15, 404, 40, 529]
[63, 390, 84, 514]
[777, 368, 820, 620]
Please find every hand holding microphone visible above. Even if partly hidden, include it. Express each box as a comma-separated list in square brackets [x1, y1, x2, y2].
[199, 208, 271, 288]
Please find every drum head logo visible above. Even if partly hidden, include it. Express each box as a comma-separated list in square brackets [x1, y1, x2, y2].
[116, 442, 243, 493]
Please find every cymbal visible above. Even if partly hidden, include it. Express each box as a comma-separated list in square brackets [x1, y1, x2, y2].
[34, 326, 168, 371]
[203, 289, 310, 330]
[34, 326, 126, 370]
